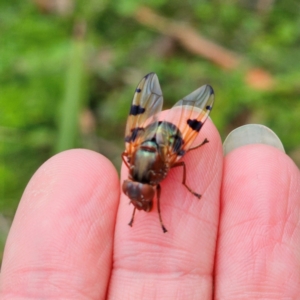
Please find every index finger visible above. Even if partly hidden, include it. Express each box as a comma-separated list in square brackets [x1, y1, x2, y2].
[0, 149, 120, 299]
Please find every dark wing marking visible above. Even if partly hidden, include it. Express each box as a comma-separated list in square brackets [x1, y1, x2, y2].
[157, 84, 214, 163]
[124, 73, 163, 156]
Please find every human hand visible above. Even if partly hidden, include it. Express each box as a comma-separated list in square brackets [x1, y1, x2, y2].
[0, 120, 299, 299]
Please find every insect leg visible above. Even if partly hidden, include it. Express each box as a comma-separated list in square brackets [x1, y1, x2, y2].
[121, 151, 130, 168]
[172, 161, 201, 199]
[128, 207, 137, 227]
[157, 184, 168, 233]
[188, 138, 209, 151]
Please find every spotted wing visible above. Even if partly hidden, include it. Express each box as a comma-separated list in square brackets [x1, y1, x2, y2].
[124, 73, 163, 156]
[157, 84, 214, 163]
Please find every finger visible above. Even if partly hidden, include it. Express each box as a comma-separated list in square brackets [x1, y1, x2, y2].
[0, 149, 119, 299]
[216, 128, 300, 298]
[110, 119, 223, 299]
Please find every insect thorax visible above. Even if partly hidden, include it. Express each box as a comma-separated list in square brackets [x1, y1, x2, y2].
[130, 140, 168, 185]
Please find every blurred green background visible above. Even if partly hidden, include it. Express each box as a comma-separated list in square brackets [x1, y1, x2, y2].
[1, 0, 300, 259]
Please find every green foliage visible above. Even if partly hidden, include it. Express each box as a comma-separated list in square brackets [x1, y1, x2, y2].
[1, 0, 300, 255]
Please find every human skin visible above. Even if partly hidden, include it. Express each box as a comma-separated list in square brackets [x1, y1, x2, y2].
[0, 119, 299, 299]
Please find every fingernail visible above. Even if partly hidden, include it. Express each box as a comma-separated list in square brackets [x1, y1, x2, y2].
[223, 124, 285, 155]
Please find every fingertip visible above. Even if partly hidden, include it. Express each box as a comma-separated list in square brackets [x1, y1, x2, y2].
[20, 149, 120, 229]
[0, 149, 119, 299]
[223, 143, 296, 186]
[221, 143, 298, 222]
[217, 144, 300, 297]
[113, 118, 222, 298]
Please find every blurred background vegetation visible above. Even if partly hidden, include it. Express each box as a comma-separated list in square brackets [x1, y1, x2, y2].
[1, 0, 300, 259]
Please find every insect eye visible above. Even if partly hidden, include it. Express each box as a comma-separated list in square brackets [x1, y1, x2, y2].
[122, 180, 155, 202]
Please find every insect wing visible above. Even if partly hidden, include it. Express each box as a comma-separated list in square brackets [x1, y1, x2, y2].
[157, 84, 214, 162]
[125, 73, 163, 154]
